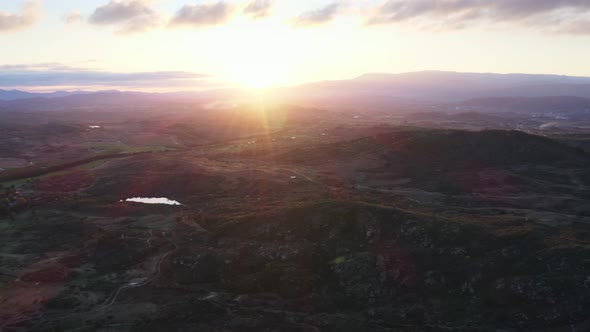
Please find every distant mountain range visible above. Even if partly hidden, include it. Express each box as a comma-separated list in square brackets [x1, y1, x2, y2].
[3, 71, 590, 112]
[278, 71, 590, 106]
[0, 89, 238, 112]
[0, 89, 94, 100]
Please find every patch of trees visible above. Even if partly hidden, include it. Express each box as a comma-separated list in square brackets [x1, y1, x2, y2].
[1, 184, 29, 220]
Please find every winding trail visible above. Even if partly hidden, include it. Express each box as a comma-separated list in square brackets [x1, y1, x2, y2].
[3, 238, 179, 331]
[101, 243, 177, 307]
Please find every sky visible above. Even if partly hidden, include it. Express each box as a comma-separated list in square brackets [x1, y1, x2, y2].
[1, 0, 590, 91]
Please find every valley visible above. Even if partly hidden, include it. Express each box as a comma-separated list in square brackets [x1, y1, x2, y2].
[1, 104, 590, 331]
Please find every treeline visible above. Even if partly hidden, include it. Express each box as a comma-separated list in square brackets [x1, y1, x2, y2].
[0, 151, 153, 183]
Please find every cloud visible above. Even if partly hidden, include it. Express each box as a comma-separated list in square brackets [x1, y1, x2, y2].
[0, 63, 89, 72]
[88, 0, 151, 24]
[558, 19, 590, 35]
[367, 0, 590, 34]
[293, 3, 341, 27]
[0, 1, 41, 32]
[0, 63, 214, 90]
[169, 2, 233, 27]
[244, 0, 273, 19]
[88, 0, 160, 34]
[65, 10, 82, 24]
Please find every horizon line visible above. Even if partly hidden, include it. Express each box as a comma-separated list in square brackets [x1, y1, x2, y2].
[2, 69, 590, 95]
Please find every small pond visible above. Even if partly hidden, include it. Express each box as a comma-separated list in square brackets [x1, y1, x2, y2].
[122, 197, 182, 205]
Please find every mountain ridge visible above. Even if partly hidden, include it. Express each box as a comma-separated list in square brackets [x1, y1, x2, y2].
[4, 71, 590, 111]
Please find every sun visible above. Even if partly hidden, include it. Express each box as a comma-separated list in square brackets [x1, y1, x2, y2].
[213, 24, 293, 89]
[246, 76, 275, 89]
[228, 62, 285, 89]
